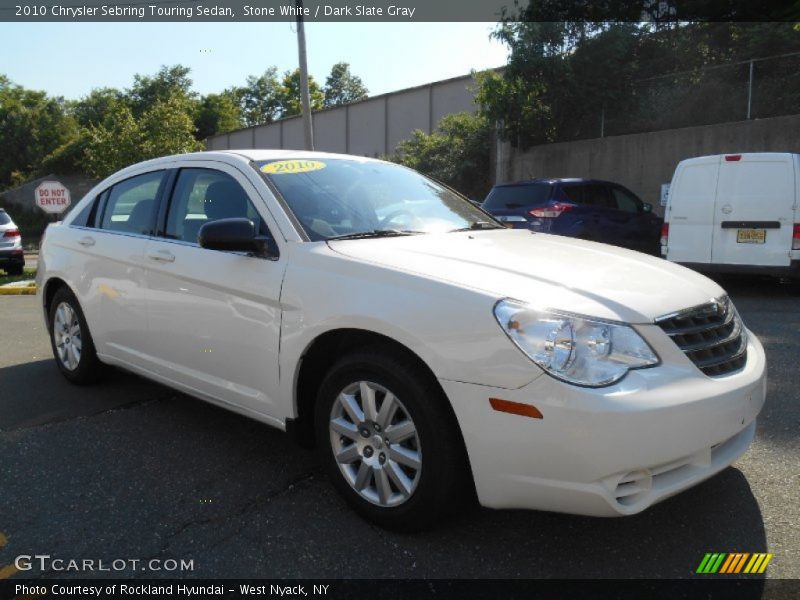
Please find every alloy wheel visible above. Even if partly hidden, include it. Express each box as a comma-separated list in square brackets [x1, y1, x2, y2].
[329, 380, 422, 507]
[53, 301, 82, 371]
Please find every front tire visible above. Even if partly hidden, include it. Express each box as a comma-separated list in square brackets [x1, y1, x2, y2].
[314, 346, 470, 531]
[48, 287, 103, 384]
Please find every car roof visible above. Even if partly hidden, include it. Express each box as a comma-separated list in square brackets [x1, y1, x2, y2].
[142, 149, 383, 166]
[100, 149, 388, 184]
[493, 178, 618, 188]
[219, 149, 382, 162]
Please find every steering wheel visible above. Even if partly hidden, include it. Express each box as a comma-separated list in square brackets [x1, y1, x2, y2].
[379, 210, 419, 230]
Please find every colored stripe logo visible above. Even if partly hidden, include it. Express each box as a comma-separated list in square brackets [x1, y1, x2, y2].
[696, 552, 773, 574]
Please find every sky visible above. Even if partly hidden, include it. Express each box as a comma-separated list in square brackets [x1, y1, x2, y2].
[0, 22, 508, 99]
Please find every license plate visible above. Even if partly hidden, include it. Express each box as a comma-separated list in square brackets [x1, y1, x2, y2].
[736, 229, 766, 244]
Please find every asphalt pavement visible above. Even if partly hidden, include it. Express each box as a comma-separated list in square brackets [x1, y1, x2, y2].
[0, 277, 797, 580]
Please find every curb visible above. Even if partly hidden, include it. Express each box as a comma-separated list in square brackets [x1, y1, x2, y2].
[0, 285, 37, 296]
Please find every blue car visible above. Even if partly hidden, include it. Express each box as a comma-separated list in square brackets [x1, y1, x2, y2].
[482, 178, 663, 255]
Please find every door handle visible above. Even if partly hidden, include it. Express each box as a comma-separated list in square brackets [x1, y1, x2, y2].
[147, 249, 176, 263]
[77, 236, 95, 247]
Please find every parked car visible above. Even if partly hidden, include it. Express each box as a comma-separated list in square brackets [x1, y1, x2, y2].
[662, 153, 800, 279]
[0, 208, 25, 275]
[483, 178, 663, 255]
[38, 151, 765, 530]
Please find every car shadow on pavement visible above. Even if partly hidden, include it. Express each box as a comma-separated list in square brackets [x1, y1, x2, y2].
[0, 370, 770, 582]
[0, 359, 171, 431]
[444, 468, 767, 579]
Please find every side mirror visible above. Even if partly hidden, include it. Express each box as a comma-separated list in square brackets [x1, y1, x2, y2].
[642, 203, 653, 213]
[199, 218, 276, 258]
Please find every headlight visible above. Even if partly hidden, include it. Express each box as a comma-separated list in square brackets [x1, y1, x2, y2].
[494, 299, 659, 387]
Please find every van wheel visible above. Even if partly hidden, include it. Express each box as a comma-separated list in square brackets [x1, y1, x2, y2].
[48, 287, 103, 384]
[314, 346, 470, 531]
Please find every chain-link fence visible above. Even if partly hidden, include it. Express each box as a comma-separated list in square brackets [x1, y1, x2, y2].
[588, 52, 800, 140]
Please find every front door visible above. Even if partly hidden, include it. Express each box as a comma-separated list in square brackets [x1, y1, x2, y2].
[141, 163, 287, 419]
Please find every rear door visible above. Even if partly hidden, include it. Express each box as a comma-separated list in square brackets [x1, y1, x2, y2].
[711, 154, 795, 266]
[666, 156, 720, 264]
[562, 184, 615, 242]
[71, 170, 166, 364]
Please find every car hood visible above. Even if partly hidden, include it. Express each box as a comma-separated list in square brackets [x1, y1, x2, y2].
[327, 229, 725, 323]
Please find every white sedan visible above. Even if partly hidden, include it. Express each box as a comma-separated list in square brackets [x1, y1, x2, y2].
[37, 150, 766, 530]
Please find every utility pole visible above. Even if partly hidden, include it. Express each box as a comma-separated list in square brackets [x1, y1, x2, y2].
[746, 59, 754, 120]
[296, 0, 314, 150]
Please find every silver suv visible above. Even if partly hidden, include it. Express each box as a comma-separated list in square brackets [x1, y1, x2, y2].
[0, 208, 25, 275]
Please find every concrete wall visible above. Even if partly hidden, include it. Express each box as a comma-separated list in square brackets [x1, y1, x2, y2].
[500, 114, 800, 215]
[206, 73, 480, 157]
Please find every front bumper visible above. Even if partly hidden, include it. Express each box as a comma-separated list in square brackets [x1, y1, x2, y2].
[441, 331, 766, 516]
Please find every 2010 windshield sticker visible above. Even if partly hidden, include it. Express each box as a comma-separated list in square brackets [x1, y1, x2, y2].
[261, 160, 326, 174]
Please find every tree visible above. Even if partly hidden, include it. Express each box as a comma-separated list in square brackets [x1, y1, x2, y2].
[0, 76, 78, 189]
[128, 64, 197, 116]
[82, 105, 141, 178]
[476, 21, 609, 148]
[392, 112, 493, 200]
[237, 68, 281, 126]
[71, 87, 129, 128]
[324, 62, 369, 107]
[139, 97, 204, 158]
[195, 92, 242, 140]
[277, 69, 324, 118]
[83, 97, 202, 178]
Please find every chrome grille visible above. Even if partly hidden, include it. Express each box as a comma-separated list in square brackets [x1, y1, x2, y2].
[656, 297, 747, 377]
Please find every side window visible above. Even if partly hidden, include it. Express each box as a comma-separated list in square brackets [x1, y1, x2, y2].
[611, 187, 642, 214]
[68, 197, 97, 227]
[164, 168, 269, 244]
[98, 171, 164, 235]
[561, 185, 585, 204]
[584, 185, 613, 209]
[89, 190, 109, 228]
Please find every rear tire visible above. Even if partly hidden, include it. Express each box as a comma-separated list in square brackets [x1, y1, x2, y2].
[48, 287, 104, 385]
[6, 265, 23, 276]
[314, 346, 471, 531]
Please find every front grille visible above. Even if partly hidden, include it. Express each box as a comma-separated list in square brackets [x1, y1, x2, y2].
[656, 297, 747, 377]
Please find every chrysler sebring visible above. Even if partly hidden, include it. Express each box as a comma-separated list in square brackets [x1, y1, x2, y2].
[37, 150, 766, 530]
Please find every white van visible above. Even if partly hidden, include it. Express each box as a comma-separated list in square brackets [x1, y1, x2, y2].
[662, 153, 800, 278]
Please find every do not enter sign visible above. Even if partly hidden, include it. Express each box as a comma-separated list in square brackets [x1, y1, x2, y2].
[35, 181, 71, 214]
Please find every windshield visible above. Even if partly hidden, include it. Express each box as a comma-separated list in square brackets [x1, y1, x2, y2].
[255, 158, 499, 241]
[483, 184, 552, 210]
[0, 211, 10, 226]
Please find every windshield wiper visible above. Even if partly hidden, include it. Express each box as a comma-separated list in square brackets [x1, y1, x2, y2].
[326, 229, 423, 241]
[449, 221, 504, 233]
